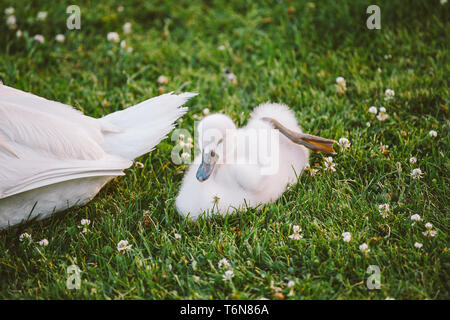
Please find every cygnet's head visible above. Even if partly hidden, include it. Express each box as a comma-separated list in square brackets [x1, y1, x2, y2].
[196, 114, 236, 182]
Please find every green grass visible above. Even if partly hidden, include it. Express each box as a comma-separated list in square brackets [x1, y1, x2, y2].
[0, 0, 448, 299]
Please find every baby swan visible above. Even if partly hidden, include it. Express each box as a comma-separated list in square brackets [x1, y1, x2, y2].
[176, 103, 336, 220]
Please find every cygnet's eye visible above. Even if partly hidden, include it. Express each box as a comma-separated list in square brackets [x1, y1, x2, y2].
[210, 150, 216, 158]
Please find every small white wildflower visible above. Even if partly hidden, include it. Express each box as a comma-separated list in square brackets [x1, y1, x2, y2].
[117, 5, 124, 12]
[359, 243, 370, 253]
[289, 225, 303, 240]
[336, 77, 345, 85]
[33, 34, 45, 43]
[384, 89, 395, 101]
[157, 75, 169, 85]
[414, 242, 423, 248]
[80, 219, 91, 226]
[287, 280, 295, 287]
[425, 222, 432, 229]
[117, 240, 132, 252]
[218, 258, 231, 269]
[120, 40, 127, 49]
[366, 122, 371, 127]
[107, 32, 120, 43]
[6, 15, 16, 29]
[409, 157, 417, 164]
[174, 233, 182, 239]
[323, 157, 336, 172]
[376, 107, 389, 121]
[342, 232, 351, 242]
[428, 130, 437, 137]
[55, 34, 65, 42]
[39, 239, 49, 247]
[378, 203, 390, 218]
[203, 108, 210, 115]
[368, 106, 378, 114]
[338, 137, 351, 151]
[37, 11, 48, 21]
[123, 22, 132, 34]
[16, 30, 23, 38]
[127, 47, 133, 53]
[5, 7, 14, 15]
[410, 168, 423, 179]
[19, 232, 32, 242]
[222, 269, 234, 281]
[218, 45, 226, 50]
[410, 214, 421, 222]
[304, 164, 319, 176]
[423, 223, 436, 237]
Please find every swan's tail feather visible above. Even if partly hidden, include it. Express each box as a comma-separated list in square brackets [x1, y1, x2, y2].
[100, 92, 197, 160]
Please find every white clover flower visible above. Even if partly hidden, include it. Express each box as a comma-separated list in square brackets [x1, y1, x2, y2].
[16, 30, 23, 38]
[359, 243, 370, 253]
[5, 7, 14, 15]
[117, 240, 132, 252]
[37, 11, 48, 21]
[80, 219, 91, 226]
[323, 157, 336, 172]
[376, 107, 389, 121]
[304, 164, 319, 176]
[425, 222, 432, 229]
[120, 40, 127, 49]
[410, 168, 423, 179]
[287, 280, 295, 288]
[428, 130, 437, 137]
[218, 45, 226, 51]
[203, 108, 210, 115]
[338, 137, 351, 151]
[368, 106, 378, 114]
[366, 122, 371, 127]
[379, 142, 389, 154]
[107, 32, 120, 43]
[222, 269, 234, 281]
[384, 89, 395, 101]
[123, 22, 132, 34]
[127, 47, 133, 53]
[19, 232, 32, 242]
[157, 75, 169, 85]
[336, 77, 345, 85]
[409, 157, 417, 164]
[174, 233, 182, 239]
[39, 239, 49, 247]
[55, 34, 65, 42]
[33, 34, 45, 43]
[6, 15, 16, 29]
[423, 223, 436, 237]
[117, 5, 124, 12]
[218, 258, 231, 269]
[410, 214, 421, 222]
[414, 242, 423, 248]
[342, 232, 351, 242]
[288, 225, 303, 240]
[378, 203, 390, 218]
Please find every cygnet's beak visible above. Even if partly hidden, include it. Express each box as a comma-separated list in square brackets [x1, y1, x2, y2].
[196, 154, 215, 182]
[263, 117, 337, 155]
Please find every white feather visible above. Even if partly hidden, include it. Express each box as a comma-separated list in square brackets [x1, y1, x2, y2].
[0, 84, 196, 228]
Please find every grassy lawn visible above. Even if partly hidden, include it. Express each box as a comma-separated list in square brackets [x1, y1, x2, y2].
[0, 0, 448, 299]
